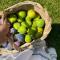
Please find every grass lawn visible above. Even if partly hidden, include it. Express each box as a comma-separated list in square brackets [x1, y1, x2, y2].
[0, 0, 60, 60]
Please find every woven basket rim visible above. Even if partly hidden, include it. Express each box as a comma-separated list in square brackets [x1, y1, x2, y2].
[0, 1, 52, 55]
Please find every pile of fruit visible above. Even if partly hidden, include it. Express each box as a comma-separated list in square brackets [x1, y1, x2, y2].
[6, 9, 45, 49]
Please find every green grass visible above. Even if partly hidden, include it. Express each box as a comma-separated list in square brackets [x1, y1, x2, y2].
[0, 0, 60, 60]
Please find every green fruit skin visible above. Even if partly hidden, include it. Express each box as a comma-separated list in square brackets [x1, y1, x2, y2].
[17, 18, 23, 23]
[31, 26, 36, 31]
[8, 15, 17, 23]
[13, 22, 20, 30]
[36, 19, 45, 28]
[18, 11, 26, 18]
[31, 27, 36, 37]
[18, 26, 26, 34]
[34, 16, 40, 21]
[27, 20, 32, 26]
[27, 27, 36, 37]
[25, 16, 32, 27]
[21, 22, 27, 27]
[25, 34, 31, 43]
[25, 16, 31, 21]
[35, 27, 43, 39]
[27, 9, 36, 18]
[35, 32, 42, 39]
[32, 16, 41, 28]
[26, 20, 32, 26]
[37, 27, 43, 33]
[32, 21, 37, 28]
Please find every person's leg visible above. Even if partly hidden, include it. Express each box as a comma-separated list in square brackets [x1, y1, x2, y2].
[15, 49, 33, 60]
[48, 47, 57, 60]
[30, 40, 51, 60]
[29, 55, 42, 60]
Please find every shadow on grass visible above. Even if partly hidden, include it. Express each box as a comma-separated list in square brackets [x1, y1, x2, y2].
[45, 24, 60, 60]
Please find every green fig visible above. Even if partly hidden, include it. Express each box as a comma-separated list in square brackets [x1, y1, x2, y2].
[25, 16, 32, 27]
[25, 16, 31, 21]
[8, 14, 17, 23]
[18, 11, 26, 18]
[31, 26, 36, 31]
[21, 22, 27, 27]
[26, 19, 32, 26]
[36, 19, 45, 28]
[18, 26, 26, 34]
[35, 27, 43, 39]
[27, 9, 36, 18]
[37, 27, 43, 33]
[13, 22, 20, 30]
[32, 16, 41, 28]
[25, 34, 32, 43]
[27, 27, 36, 37]
[17, 18, 23, 23]
[32, 21, 37, 28]
[34, 16, 40, 21]
[35, 32, 42, 39]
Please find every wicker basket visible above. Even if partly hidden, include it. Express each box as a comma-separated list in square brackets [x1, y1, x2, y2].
[0, 1, 52, 55]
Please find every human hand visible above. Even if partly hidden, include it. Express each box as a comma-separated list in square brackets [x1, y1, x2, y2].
[0, 11, 10, 44]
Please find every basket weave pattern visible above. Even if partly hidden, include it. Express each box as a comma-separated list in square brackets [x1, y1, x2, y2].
[0, 1, 52, 55]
